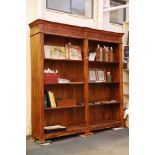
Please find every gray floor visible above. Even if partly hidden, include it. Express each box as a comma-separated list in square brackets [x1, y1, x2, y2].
[27, 128, 129, 155]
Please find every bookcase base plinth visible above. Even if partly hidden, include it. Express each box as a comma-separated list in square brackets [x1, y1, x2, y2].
[90, 120, 121, 131]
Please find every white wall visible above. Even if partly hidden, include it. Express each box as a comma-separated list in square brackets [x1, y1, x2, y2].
[26, 0, 124, 135]
[26, 0, 38, 136]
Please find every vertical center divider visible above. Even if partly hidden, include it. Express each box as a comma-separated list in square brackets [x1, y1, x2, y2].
[83, 37, 92, 136]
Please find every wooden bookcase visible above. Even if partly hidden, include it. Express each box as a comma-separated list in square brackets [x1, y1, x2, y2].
[29, 19, 123, 143]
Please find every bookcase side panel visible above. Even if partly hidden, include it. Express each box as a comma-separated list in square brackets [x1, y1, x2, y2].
[30, 33, 45, 140]
[118, 43, 124, 125]
[83, 38, 90, 134]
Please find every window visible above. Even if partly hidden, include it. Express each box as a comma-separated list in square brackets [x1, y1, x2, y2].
[46, 0, 93, 18]
[110, 0, 126, 25]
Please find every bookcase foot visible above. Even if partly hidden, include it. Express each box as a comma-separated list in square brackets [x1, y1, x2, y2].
[30, 137, 35, 142]
[39, 138, 46, 144]
[80, 132, 93, 137]
[120, 121, 125, 127]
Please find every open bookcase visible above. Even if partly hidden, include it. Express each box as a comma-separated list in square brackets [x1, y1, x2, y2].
[29, 19, 123, 143]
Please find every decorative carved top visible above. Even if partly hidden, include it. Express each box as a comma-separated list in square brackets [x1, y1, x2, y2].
[29, 19, 123, 43]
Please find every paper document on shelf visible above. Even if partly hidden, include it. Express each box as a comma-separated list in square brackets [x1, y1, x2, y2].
[58, 78, 70, 83]
[44, 125, 66, 130]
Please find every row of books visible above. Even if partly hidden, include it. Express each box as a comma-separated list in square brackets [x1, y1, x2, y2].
[44, 42, 82, 60]
[44, 91, 56, 108]
[44, 43, 115, 62]
[91, 100, 119, 105]
[89, 45, 114, 62]
[77, 100, 119, 106]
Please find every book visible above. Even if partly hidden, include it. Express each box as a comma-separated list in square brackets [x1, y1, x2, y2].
[94, 101, 101, 105]
[50, 46, 65, 59]
[109, 47, 114, 62]
[44, 45, 52, 58]
[44, 90, 51, 107]
[105, 47, 109, 62]
[96, 44, 100, 61]
[69, 45, 82, 60]
[58, 78, 70, 83]
[89, 102, 95, 105]
[102, 46, 106, 61]
[65, 44, 70, 59]
[99, 47, 103, 61]
[48, 91, 56, 108]
[44, 93, 48, 108]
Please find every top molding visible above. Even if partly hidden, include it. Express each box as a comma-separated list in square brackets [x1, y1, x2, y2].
[29, 19, 123, 43]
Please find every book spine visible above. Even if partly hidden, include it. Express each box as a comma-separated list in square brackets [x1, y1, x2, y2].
[105, 47, 109, 62]
[109, 47, 114, 62]
[51, 92, 56, 108]
[45, 91, 51, 107]
[99, 47, 103, 61]
[68, 42, 71, 60]
[96, 44, 100, 61]
[44, 93, 48, 108]
[65, 44, 70, 59]
[48, 91, 56, 108]
[102, 47, 105, 62]
[47, 91, 53, 108]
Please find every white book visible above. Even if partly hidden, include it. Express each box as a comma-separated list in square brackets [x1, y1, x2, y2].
[44, 45, 51, 58]
[89, 52, 96, 61]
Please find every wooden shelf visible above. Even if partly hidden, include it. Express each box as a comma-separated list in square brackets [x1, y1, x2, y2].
[44, 82, 84, 85]
[44, 120, 120, 139]
[45, 105, 84, 110]
[44, 58, 84, 62]
[90, 120, 121, 131]
[44, 124, 85, 139]
[44, 101, 120, 111]
[88, 61, 119, 64]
